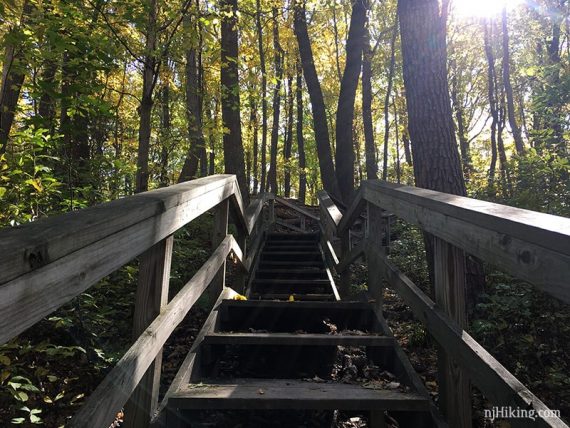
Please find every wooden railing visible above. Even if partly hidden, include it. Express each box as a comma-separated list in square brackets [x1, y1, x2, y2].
[318, 180, 570, 428]
[0, 175, 272, 428]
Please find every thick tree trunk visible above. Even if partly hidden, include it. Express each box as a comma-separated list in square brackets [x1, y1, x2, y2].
[296, 60, 307, 204]
[398, 1, 473, 425]
[294, 0, 340, 198]
[362, 24, 377, 179]
[382, 20, 398, 181]
[135, 0, 158, 193]
[335, 0, 368, 203]
[268, 7, 283, 194]
[256, 0, 269, 193]
[501, 7, 524, 155]
[0, 0, 32, 154]
[284, 73, 294, 197]
[220, 0, 249, 202]
[179, 17, 207, 183]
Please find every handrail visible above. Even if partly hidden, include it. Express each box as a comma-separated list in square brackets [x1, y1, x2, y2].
[318, 180, 570, 427]
[69, 235, 243, 428]
[341, 180, 570, 304]
[0, 175, 256, 345]
[0, 174, 272, 428]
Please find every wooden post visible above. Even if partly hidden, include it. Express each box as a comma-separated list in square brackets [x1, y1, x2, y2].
[124, 235, 173, 428]
[366, 203, 385, 305]
[268, 198, 275, 228]
[433, 236, 471, 427]
[209, 199, 229, 303]
[339, 228, 350, 296]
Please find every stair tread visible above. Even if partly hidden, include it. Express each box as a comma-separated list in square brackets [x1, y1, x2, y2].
[203, 332, 392, 346]
[220, 300, 369, 309]
[250, 293, 335, 301]
[253, 279, 330, 284]
[170, 378, 428, 410]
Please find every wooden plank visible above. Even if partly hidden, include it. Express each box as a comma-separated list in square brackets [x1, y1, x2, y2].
[275, 219, 306, 233]
[250, 293, 335, 301]
[275, 196, 320, 221]
[337, 239, 366, 273]
[363, 181, 570, 303]
[317, 190, 342, 229]
[366, 243, 567, 428]
[337, 189, 365, 234]
[0, 176, 238, 345]
[209, 200, 229, 302]
[364, 180, 570, 255]
[124, 236, 173, 428]
[366, 203, 385, 305]
[170, 379, 429, 411]
[432, 237, 471, 426]
[0, 174, 236, 286]
[202, 332, 393, 346]
[68, 236, 242, 428]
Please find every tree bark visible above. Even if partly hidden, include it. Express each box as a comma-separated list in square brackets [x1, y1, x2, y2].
[0, 0, 32, 154]
[294, 0, 340, 198]
[398, 1, 473, 425]
[296, 60, 307, 204]
[256, 0, 269, 192]
[268, 7, 283, 194]
[135, 0, 158, 193]
[450, 60, 471, 177]
[335, 0, 368, 203]
[220, 0, 249, 202]
[362, 23, 377, 179]
[284, 72, 294, 197]
[159, 83, 170, 187]
[179, 15, 207, 183]
[501, 7, 524, 155]
[382, 20, 398, 181]
[484, 21, 499, 188]
[250, 96, 259, 193]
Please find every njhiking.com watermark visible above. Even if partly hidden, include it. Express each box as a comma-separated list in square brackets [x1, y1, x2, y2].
[484, 406, 561, 422]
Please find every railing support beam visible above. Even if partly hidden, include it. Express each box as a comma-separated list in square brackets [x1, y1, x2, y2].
[432, 236, 471, 427]
[124, 235, 173, 428]
[209, 199, 229, 303]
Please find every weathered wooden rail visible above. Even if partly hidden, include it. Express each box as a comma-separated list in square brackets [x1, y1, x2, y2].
[318, 180, 570, 428]
[0, 175, 272, 428]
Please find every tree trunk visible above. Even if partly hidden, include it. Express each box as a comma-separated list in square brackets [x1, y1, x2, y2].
[294, 0, 340, 198]
[0, 0, 32, 154]
[250, 97, 259, 193]
[256, 0, 269, 193]
[179, 15, 207, 183]
[335, 0, 368, 203]
[159, 83, 170, 187]
[398, 1, 473, 425]
[450, 62, 471, 178]
[332, 3, 343, 82]
[362, 23, 377, 180]
[484, 21, 499, 188]
[296, 60, 307, 204]
[501, 7, 524, 155]
[135, 0, 158, 193]
[382, 20, 398, 181]
[220, 0, 249, 202]
[284, 73, 294, 197]
[268, 7, 283, 194]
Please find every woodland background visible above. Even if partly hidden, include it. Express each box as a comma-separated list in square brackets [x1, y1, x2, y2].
[0, 0, 569, 425]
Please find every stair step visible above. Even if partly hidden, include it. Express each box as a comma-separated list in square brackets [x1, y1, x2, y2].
[250, 293, 335, 301]
[218, 300, 377, 333]
[263, 244, 319, 251]
[203, 332, 392, 347]
[258, 260, 324, 268]
[170, 379, 429, 411]
[255, 269, 327, 279]
[261, 251, 322, 261]
[252, 280, 330, 294]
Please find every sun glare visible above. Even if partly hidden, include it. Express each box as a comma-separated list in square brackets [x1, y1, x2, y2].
[453, 0, 525, 18]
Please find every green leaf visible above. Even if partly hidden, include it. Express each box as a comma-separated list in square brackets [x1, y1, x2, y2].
[15, 391, 29, 402]
[11, 417, 25, 424]
[0, 354, 11, 365]
[0, 187, 6, 198]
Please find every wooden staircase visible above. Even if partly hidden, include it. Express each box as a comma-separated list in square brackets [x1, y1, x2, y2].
[162, 231, 441, 427]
